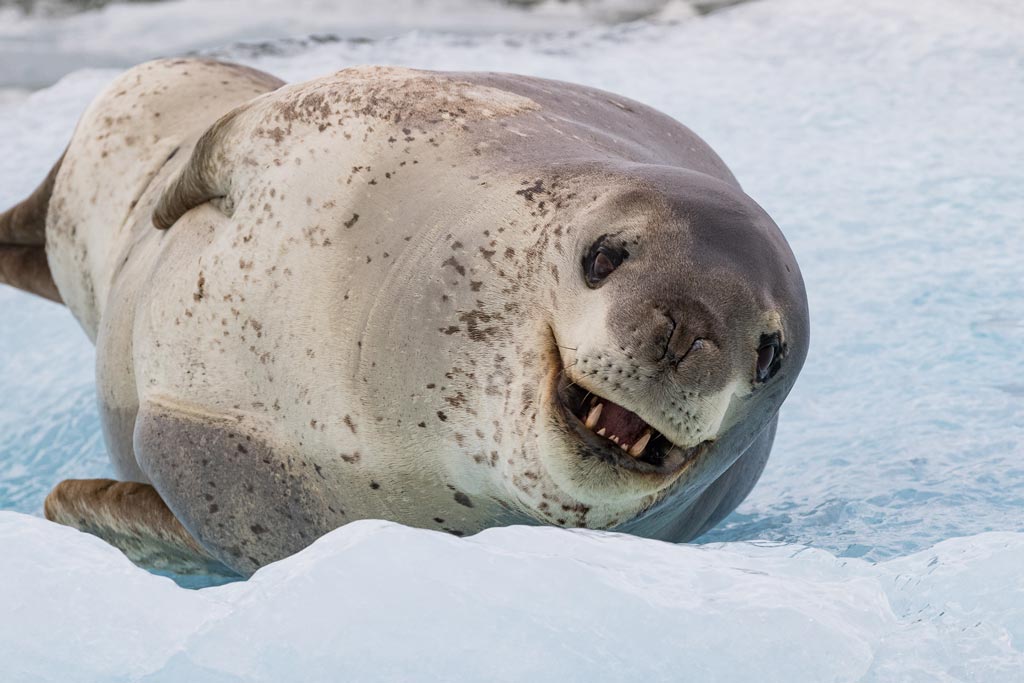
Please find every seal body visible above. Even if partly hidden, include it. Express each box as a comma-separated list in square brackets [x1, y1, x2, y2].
[32, 59, 808, 575]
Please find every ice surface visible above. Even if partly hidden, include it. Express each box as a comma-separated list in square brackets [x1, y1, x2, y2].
[1, 512, 1022, 682]
[0, 0, 1022, 679]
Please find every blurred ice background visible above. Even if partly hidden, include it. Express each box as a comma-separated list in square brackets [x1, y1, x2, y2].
[0, 0, 734, 89]
[0, 0, 1022, 680]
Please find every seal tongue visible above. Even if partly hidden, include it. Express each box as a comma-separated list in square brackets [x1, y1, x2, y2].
[590, 400, 649, 448]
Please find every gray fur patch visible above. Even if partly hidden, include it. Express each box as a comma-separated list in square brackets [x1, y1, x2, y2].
[134, 399, 347, 576]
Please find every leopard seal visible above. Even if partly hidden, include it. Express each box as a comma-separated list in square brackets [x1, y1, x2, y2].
[1, 58, 808, 576]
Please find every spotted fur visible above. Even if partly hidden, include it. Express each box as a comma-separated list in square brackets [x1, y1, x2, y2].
[4, 59, 808, 575]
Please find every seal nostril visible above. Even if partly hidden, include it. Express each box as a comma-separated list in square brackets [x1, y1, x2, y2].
[659, 314, 708, 368]
[671, 337, 708, 369]
[656, 316, 677, 362]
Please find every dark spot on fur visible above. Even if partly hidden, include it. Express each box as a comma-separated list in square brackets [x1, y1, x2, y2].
[516, 179, 546, 202]
[453, 491, 473, 508]
[458, 310, 502, 342]
[251, 524, 268, 535]
[370, 481, 381, 490]
[443, 256, 466, 277]
[344, 213, 360, 228]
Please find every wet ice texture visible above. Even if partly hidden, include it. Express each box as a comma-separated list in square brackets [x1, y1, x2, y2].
[0, 0, 1022, 679]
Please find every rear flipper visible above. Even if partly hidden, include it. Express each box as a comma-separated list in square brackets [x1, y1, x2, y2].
[0, 154, 64, 303]
[44, 478, 236, 576]
[0, 245, 60, 302]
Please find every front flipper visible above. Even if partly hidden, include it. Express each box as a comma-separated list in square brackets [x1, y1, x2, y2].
[44, 478, 235, 576]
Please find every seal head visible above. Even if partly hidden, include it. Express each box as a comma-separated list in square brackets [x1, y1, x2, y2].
[531, 165, 808, 533]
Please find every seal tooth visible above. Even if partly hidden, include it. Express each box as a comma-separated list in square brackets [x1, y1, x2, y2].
[619, 442, 629, 452]
[596, 428, 607, 436]
[610, 435, 620, 444]
[584, 403, 603, 430]
[628, 430, 652, 458]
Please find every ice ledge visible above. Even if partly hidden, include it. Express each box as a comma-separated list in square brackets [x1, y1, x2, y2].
[1, 511, 1022, 682]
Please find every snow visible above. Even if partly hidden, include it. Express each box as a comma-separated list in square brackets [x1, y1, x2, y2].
[1, 0, 1023, 679]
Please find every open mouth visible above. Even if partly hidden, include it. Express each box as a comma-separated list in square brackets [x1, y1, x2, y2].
[555, 374, 707, 476]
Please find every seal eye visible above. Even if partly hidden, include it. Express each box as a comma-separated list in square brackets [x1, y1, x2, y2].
[583, 237, 627, 288]
[756, 334, 782, 383]
[593, 251, 616, 279]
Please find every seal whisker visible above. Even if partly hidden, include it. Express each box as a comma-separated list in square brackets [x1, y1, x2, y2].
[560, 366, 602, 394]
[554, 359, 579, 384]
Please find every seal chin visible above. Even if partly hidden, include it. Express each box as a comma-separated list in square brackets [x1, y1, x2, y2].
[553, 373, 710, 477]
